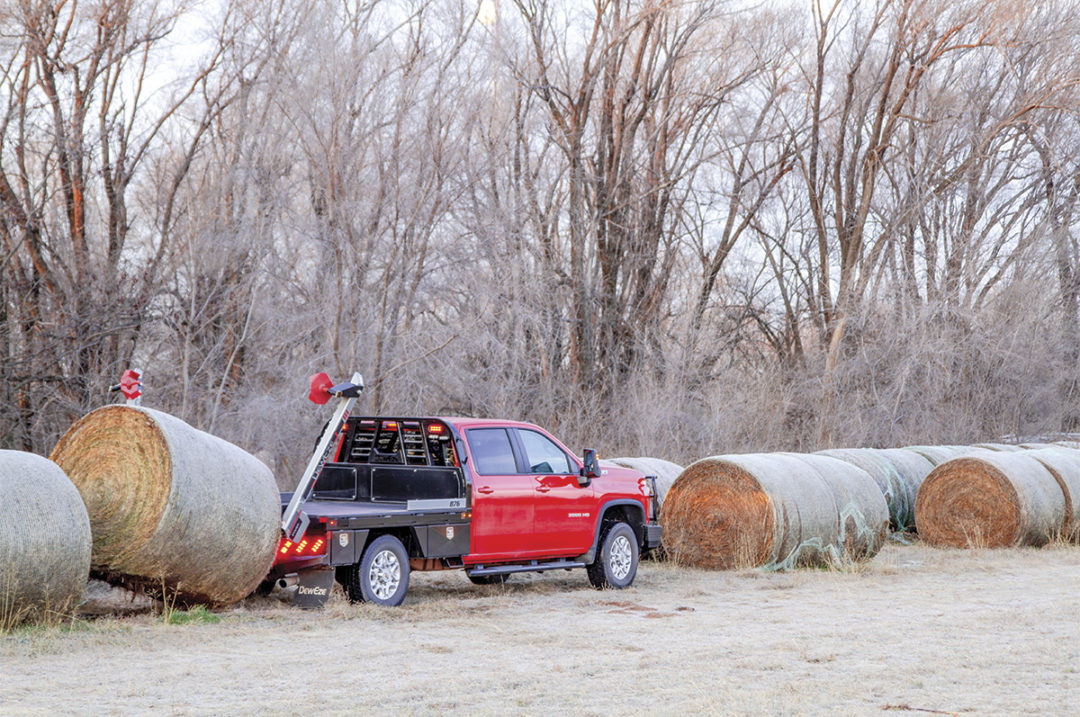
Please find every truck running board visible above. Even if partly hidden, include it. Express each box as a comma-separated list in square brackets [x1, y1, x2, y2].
[467, 560, 586, 577]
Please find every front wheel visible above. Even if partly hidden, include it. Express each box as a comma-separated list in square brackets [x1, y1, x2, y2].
[587, 521, 639, 589]
[347, 534, 410, 606]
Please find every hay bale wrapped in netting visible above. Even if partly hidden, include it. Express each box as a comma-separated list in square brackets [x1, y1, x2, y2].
[50, 406, 280, 607]
[607, 457, 683, 505]
[904, 445, 988, 466]
[816, 449, 915, 531]
[0, 451, 91, 624]
[1026, 448, 1080, 541]
[661, 454, 834, 570]
[873, 449, 935, 530]
[914, 452, 1066, 548]
[661, 453, 886, 570]
[973, 443, 1023, 452]
[790, 454, 889, 560]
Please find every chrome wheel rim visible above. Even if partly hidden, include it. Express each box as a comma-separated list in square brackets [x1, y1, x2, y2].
[369, 549, 401, 600]
[610, 534, 632, 580]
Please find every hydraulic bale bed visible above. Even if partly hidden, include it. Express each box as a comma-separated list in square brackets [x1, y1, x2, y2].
[265, 372, 660, 608]
[267, 413, 474, 607]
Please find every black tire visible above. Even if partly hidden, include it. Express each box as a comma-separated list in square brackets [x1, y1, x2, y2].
[346, 534, 410, 606]
[587, 521, 639, 589]
[467, 572, 510, 586]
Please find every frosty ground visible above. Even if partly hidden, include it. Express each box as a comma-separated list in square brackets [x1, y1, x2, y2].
[2, 543, 1077, 715]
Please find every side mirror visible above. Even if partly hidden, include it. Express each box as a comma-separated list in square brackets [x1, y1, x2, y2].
[579, 448, 599, 486]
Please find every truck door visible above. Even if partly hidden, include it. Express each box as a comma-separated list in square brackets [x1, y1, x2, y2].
[515, 428, 596, 555]
[464, 427, 540, 560]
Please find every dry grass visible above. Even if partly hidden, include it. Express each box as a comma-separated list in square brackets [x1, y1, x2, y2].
[1, 543, 1078, 714]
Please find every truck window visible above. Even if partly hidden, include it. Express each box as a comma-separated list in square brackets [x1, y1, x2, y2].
[518, 429, 572, 474]
[467, 428, 517, 475]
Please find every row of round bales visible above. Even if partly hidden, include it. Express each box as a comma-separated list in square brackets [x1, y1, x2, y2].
[661, 441, 1080, 570]
[1, 406, 281, 625]
[914, 444, 1080, 548]
[7, 408, 1080, 618]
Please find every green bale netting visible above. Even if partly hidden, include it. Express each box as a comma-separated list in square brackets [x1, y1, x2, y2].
[789, 454, 889, 562]
[873, 448, 935, 531]
[817, 448, 913, 531]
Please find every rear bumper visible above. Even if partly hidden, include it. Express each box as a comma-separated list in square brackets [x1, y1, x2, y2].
[644, 523, 663, 549]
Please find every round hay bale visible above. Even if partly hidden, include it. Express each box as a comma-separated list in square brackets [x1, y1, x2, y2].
[607, 456, 683, 505]
[904, 445, 987, 466]
[1019, 443, 1057, 450]
[973, 443, 1023, 452]
[50, 406, 280, 607]
[0, 451, 91, 624]
[635, 457, 684, 505]
[817, 449, 912, 532]
[661, 453, 844, 570]
[1026, 448, 1080, 541]
[872, 448, 935, 530]
[790, 454, 889, 561]
[914, 452, 1066, 548]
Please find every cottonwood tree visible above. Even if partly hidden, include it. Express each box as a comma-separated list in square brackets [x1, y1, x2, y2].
[509, 0, 742, 400]
[0, 0, 245, 449]
[795, 0, 996, 371]
[261, 0, 474, 415]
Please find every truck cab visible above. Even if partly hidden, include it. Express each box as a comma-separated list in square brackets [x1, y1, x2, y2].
[268, 414, 662, 607]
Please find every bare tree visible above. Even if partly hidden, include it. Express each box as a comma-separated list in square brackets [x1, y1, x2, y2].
[0, 0, 244, 449]
[509, 0, 739, 400]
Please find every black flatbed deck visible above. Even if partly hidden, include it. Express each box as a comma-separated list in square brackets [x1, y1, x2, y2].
[301, 498, 468, 530]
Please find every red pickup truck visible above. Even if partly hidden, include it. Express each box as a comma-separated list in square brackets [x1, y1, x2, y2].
[268, 415, 662, 607]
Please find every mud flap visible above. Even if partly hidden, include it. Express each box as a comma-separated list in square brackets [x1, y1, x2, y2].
[294, 566, 334, 609]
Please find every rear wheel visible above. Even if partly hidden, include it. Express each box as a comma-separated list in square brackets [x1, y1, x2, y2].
[347, 534, 410, 606]
[587, 521, 638, 589]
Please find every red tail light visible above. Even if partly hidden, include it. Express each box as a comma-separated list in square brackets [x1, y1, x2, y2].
[275, 533, 328, 560]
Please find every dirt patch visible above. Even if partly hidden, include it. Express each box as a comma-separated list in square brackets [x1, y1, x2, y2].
[2, 543, 1078, 714]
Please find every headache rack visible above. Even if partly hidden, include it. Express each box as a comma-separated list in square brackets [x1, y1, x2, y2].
[340, 417, 460, 468]
[310, 417, 468, 508]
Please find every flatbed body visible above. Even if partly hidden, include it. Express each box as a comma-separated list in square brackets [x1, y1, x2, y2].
[268, 414, 661, 605]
